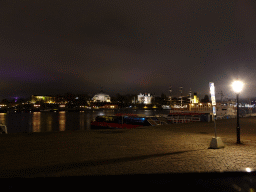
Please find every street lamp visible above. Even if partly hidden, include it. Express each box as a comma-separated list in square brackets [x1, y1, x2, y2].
[232, 80, 244, 144]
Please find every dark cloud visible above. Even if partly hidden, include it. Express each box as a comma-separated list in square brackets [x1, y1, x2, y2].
[1, 0, 256, 100]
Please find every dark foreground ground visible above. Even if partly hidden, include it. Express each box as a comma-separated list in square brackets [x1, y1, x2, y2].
[2, 117, 256, 189]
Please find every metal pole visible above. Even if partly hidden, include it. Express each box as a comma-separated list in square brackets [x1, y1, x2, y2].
[237, 93, 241, 144]
[214, 115, 217, 138]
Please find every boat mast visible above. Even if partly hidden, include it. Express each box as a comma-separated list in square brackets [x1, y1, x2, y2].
[189, 88, 192, 103]
[169, 86, 172, 106]
[179, 87, 183, 107]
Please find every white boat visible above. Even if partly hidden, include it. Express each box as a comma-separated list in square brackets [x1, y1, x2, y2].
[0, 123, 7, 134]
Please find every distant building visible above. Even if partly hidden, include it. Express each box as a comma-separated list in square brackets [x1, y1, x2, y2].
[31, 95, 56, 104]
[191, 93, 199, 104]
[137, 93, 152, 104]
[102, 104, 118, 109]
[92, 91, 111, 102]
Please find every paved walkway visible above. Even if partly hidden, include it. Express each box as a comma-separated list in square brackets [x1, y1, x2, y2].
[1, 117, 256, 177]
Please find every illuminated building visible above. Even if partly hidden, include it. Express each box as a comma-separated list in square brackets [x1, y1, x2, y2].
[102, 104, 118, 109]
[31, 95, 56, 104]
[191, 93, 199, 104]
[92, 91, 111, 102]
[137, 93, 152, 104]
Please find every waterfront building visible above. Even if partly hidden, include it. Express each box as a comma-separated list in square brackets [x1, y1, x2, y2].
[92, 91, 111, 102]
[137, 93, 152, 104]
[191, 92, 199, 104]
[31, 95, 56, 104]
[102, 104, 118, 109]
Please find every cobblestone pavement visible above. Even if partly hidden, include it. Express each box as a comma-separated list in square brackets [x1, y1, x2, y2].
[1, 117, 256, 177]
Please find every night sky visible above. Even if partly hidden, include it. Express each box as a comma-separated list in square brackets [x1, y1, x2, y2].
[1, 0, 256, 101]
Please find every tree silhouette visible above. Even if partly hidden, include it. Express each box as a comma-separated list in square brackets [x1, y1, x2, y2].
[201, 95, 210, 103]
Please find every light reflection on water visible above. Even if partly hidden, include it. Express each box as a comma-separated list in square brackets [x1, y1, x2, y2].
[0, 109, 170, 133]
[46, 113, 53, 132]
[59, 111, 65, 131]
[32, 112, 41, 132]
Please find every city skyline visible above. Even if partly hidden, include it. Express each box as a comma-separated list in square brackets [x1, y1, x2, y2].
[1, 91, 255, 104]
[1, 1, 256, 100]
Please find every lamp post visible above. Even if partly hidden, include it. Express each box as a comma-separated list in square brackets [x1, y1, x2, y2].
[232, 81, 244, 144]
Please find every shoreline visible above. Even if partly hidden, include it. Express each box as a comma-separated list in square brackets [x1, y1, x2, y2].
[2, 108, 171, 112]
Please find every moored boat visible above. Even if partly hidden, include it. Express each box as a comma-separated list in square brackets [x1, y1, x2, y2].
[90, 114, 151, 129]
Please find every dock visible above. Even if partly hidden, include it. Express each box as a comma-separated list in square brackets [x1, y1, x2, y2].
[1, 117, 256, 178]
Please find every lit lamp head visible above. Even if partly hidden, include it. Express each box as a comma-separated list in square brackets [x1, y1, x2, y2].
[232, 81, 243, 93]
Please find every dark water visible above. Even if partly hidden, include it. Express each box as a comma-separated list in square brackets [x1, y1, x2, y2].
[0, 109, 170, 133]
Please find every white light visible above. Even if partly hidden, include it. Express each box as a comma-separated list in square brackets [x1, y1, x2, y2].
[246, 167, 252, 172]
[232, 81, 243, 93]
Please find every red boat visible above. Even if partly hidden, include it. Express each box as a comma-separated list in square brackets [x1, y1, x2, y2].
[90, 114, 151, 129]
